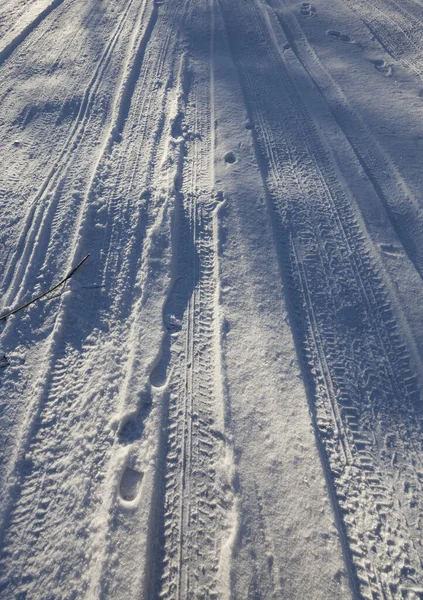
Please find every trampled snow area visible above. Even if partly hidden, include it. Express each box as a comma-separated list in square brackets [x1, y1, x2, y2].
[1, 0, 423, 598]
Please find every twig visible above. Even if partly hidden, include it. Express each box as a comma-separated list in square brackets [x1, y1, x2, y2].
[0, 254, 90, 321]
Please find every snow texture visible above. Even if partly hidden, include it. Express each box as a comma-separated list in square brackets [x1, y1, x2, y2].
[0, 0, 423, 598]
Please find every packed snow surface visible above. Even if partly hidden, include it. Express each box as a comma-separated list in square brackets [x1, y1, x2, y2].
[1, 0, 423, 597]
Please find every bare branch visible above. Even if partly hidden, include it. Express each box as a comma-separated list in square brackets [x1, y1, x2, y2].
[0, 254, 90, 321]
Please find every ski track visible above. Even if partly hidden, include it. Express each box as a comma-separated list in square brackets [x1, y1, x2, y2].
[0, 0, 423, 597]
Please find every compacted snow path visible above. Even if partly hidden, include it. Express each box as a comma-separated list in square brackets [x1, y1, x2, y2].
[0, 0, 423, 598]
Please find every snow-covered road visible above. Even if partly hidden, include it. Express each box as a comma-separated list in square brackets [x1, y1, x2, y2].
[1, 0, 423, 598]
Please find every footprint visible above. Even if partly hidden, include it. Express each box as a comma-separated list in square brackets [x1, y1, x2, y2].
[118, 392, 153, 444]
[151, 316, 181, 388]
[119, 466, 143, 501]
[171, 112, 184, 139]
[118, 416, 140, 445]
[140, 188, 152, 200]
[327, 30, 351, 42]
[300, 2, 316, 16]
[371, 59, 393, 77]
[224, 151, 236, 164]
[150, 312, 181, 387]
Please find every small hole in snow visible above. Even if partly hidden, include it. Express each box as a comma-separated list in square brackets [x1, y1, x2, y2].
[224, 152, 236, 164]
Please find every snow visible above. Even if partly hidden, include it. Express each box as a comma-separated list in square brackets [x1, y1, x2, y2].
[0, 0, 423, 598]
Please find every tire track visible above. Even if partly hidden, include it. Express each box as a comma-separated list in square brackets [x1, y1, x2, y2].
[343, 0, 423, 78]
[153, 4, 232, 598]
[219, 0, 423, 596]
[89, 0, 182, 319]
[0, 0, 159, 561]
[0, 0, 142, 307]
[0, 1, 122, 269]
[0, 0, 159, 515]
[266, 0, 423, 287]
[265, 0, 423, 396]
[0, 0, 42, 40]
[157, 197, 227, 600]
[0, 1, 194, 596]
[0, 0, 71, 66]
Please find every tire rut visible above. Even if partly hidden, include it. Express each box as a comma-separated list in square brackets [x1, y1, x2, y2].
[219, 0, 423, 596]
[154, 6, 232, 598]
